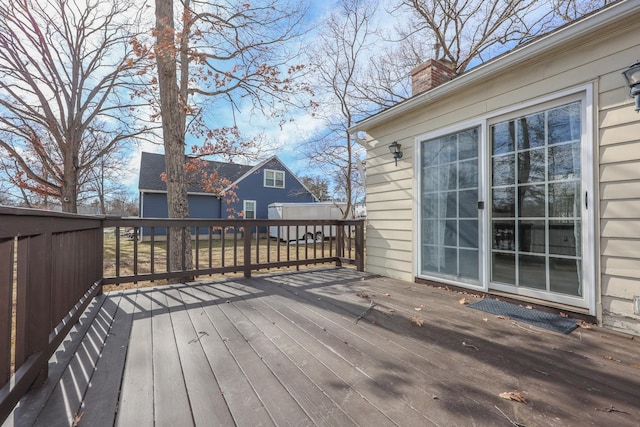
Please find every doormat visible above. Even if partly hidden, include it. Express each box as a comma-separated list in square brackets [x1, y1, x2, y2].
[468, 299, 578, 334]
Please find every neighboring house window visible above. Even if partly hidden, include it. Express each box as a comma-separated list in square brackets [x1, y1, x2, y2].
[243, 200, 256, 219]
[264, 169, 285, 188]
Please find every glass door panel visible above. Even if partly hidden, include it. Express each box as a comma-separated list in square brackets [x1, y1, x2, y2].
[420, 128, 480, 282]
[490, 101, 583, 297]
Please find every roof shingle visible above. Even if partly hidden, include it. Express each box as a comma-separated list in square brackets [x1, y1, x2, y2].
[138, 152, 253, 193]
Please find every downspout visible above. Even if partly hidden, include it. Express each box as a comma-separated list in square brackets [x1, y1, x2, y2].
[352, 131, 369, 194]
[352, 131, 368, 146]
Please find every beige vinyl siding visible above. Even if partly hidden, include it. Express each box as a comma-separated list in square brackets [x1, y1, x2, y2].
[364, 141, 415, 282]
[601, 200, 640, 218]
[603, 276, 640, 299]
[599, 161, 640, 182]
[600, 141, 640, 163]
[602, 256, 640, 279]
[601, 219, 640, 238]
[598, 62, 640, 335]
[601, 182, 640, 200]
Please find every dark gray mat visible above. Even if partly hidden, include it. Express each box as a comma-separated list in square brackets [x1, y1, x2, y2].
[468, 299, 578, 334]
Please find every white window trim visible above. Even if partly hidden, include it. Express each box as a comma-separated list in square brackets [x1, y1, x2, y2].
[243, 200, 256, 219]
[264, 169, 285, 188]
[413, 83, 595, 314]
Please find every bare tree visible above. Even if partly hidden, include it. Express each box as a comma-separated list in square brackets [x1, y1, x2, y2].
[0, 141, 58, 209]
[83, 139, 134, 214]
[352, 38, 418, 109]
[396, 0, 560, 74]
[300, 176, 331, 201]
[0, 0, 151, 213]
[302, 0, 373, 218]
[152, 0, 309, 273]
[552, 0, 617, 22]
[106, 190, 139, 216]
[354, 0, 615, 111]
[386, 0, 616, 80]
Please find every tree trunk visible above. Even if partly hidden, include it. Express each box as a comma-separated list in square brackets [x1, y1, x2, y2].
[155, 0, 192, 278]
[61, 150, 78, 213]
[99, 160, 106, 214]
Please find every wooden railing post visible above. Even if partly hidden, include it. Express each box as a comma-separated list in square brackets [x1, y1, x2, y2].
[243, 225, 252, 278]
[335, 223, 343, 267]
[355, 221, 365, 272]
[15, 234, 51, 387]
[0, 238, 14, 387]
[97, 225, 104, 296]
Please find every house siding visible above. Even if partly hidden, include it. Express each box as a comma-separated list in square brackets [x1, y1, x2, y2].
[140, 193, 222, 237]
[141, 192, 169, 218]
[226, 159, 316, 219]
[597, 45, 640, 334]
[359, 4, 640, 334]
[142, 192, 221, 219]
[363, 146, 415, 280]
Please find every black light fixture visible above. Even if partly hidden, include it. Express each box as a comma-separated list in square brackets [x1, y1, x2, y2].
[622, 61, 640, 112]
[388, 141, 403, 166]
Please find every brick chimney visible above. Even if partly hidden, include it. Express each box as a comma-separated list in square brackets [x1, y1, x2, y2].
[411, 59, 456, 96]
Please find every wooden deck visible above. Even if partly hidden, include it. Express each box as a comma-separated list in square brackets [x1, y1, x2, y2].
[4, 268, 640, 427]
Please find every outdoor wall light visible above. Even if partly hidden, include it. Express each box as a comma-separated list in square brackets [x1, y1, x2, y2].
[388, 141, 403, 166]
[622, 61, 640, 112]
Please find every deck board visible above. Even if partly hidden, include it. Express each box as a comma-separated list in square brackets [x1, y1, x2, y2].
[242, 280, 436, 426]
[151, 289, 193, 427]
[166, 287, 233, 427]
[33, 293, 121, 427]
[182, 285, 275, 427]
[79, 292, 133, 427]
[116, 290, 153, 426]
[212, 289, 314, 427]
[4, 267, 640, 427]
[259, 272, 637, 425]
[244, 277, 494, 425]
[341, 278, 640, 411]
[221, 283, 396, 426]
[222, 291, 359, 427]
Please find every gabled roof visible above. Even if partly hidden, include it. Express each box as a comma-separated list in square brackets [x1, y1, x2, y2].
[350, 0, 638, 136]
[222, 155, 319, 201]
[138, 152, 253, 194]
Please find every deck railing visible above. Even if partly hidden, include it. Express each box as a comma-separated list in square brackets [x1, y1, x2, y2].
[103, 217, 364, 284]
[0, 206, 365, 422]
[0, 207, 104, 422]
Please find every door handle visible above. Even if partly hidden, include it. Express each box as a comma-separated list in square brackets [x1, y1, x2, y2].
[585, 191, 588, 209]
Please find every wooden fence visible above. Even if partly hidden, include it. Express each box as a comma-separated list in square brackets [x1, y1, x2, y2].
[0, 207, 364, 422]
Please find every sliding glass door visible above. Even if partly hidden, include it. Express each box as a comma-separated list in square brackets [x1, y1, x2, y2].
[418, 93, 592, 310]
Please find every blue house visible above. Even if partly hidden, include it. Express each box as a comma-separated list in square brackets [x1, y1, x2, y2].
[138, 152, 317, 224]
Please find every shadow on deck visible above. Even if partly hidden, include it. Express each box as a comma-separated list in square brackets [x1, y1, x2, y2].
[5, 267, 640, 426]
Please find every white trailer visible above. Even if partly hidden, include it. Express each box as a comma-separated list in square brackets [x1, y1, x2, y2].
[268, 202, 350, 242]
